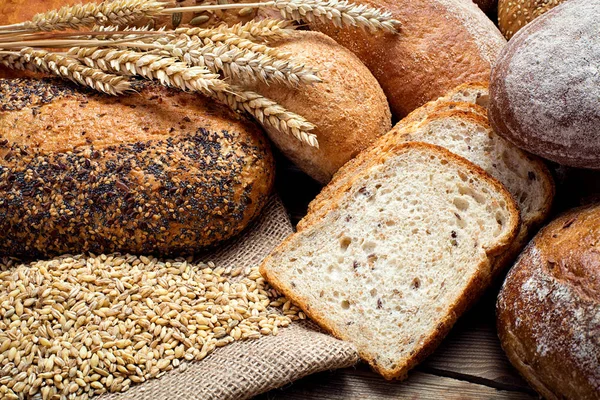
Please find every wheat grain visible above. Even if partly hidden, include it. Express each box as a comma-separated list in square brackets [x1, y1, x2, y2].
[14, 0, 167, 32]
[0, 48, 131, 95]
[0, 253, 304, 399]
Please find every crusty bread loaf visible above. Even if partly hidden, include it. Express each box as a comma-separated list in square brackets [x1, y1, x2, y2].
[242, 31, 391, 183]
[0, 78, 274, 257]
[308, 0, 506, 118]
[497, 204, 600, 400]
[498, 0, 565, 39]
[261, 142, 519, 379]
[489, 0, 600, 169]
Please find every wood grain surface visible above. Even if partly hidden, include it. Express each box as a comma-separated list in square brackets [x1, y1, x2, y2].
[256, 153, 600, 399]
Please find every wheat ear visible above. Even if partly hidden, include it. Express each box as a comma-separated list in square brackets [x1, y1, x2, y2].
[217, 87, 318, 148]
[0, 48, 131, 95]
[224, 19, 296, 42]
[162, 36, 321, 86]
[0, 0, 167, 32]
[162, 0, 400, 33]
[68, 48, 227, 93]
[174, 27, 292, 60]
[68, 48, 318, 147]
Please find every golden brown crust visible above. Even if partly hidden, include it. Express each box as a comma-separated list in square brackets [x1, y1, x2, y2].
[497, 204, 600, 400]
[0, 78, 274, 257]
[261, 142, 520, 379]
[242, 31, 391, 184]
[498, 0, 566, 39]
[308, 0, 506, 118]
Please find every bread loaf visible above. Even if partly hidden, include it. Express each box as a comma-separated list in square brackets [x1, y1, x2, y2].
[242, 31, 392, 183]
[497, 204, 600, 400]
[308, 0, 506, 118]
[498, 0, 565, 39]
[0, 78, 274, 257]
[261, 142, 519, 379]
[489, 0, 600, 169]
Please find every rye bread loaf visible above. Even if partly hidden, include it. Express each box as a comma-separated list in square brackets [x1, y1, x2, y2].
[489, 0, 600, 169]
[0, 78, 274, 257]
[242, 31, 391, 183]
[308, 0, 506, 118]
[497, 204, 600, 400]
[261, 142, 519, 379]
[498, 0, 566, 39]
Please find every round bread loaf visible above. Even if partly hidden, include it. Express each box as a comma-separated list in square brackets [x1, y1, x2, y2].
[497, 204, 600, 400]
[498, 0, 565, 39]
[242, 31, 392, 183]
[489, 0, 600, 169]
[308, 0, 506, 119]
[0, 78, 274, 257]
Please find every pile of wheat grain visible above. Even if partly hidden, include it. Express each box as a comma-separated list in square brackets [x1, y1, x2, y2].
[0, 253, 305, 399]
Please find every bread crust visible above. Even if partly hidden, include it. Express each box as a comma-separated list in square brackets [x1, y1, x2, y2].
[489, 0, 600, 169]
[497, 204, 600, 400]
[242, 31, 391, 184]
[308, 0, 505, 118]
[261, 142, 520, 379]
[0, 78, 274, 257]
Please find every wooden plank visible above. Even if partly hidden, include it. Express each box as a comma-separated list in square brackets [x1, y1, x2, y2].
[256, 368, 536, 400]
[418, 291, 533, 392]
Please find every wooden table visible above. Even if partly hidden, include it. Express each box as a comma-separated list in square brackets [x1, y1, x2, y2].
[252, 153, 599, 399]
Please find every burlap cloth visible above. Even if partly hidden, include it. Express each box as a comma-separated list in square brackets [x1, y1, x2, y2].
[102, 196, 359, 400]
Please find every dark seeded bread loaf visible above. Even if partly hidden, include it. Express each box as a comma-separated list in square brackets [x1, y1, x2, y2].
[497, 204, 600, 400]
[0, 78, 274, 257]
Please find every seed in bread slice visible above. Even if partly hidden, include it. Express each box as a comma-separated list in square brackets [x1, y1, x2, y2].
[260, 142, 520, 379]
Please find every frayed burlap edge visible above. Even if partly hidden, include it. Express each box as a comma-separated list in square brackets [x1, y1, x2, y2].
[102, 195, 359, 400]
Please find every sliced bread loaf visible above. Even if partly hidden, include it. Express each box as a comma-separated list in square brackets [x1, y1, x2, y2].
[260, 142, 519, 379]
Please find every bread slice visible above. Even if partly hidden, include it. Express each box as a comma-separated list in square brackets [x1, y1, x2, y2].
[261, 142, 520, 379]
[303, 103, 553, 241]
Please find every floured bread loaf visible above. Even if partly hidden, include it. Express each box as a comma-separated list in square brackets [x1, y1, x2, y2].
[261, 142, 519, 379]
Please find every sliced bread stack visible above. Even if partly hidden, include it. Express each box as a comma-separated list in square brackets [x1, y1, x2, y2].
[261, 142, 520, 379]
[260, 82, 554, 379]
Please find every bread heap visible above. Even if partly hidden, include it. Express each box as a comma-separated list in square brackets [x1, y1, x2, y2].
[0, 78, 275, 257]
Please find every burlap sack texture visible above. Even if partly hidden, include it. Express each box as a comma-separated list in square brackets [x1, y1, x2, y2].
[102, 196, 359, 400]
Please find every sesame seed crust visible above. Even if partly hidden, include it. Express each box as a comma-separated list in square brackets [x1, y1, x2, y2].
[0, 78, 275, 258]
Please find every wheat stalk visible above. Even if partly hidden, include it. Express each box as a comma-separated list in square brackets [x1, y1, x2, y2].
[0, 48, 132, 95]
[67, 47, 318, 146]
[174, 27, 292, 60]
[224, 19, 296, 42]
[162, 0, 400, 32]
[162, 36, 321, 85]
[0, 0, 167, 32]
